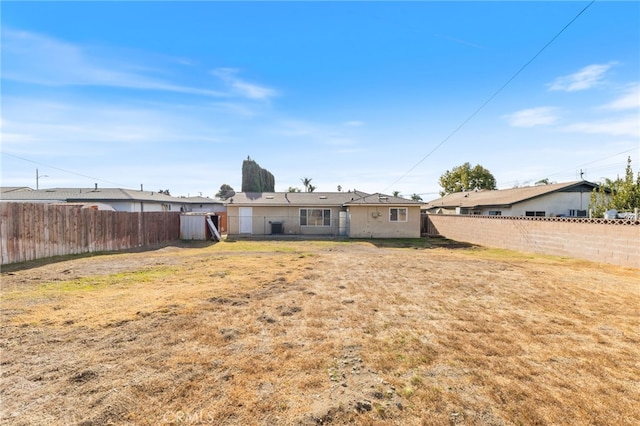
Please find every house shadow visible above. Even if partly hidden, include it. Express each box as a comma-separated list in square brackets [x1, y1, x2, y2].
[358, 237, 477, 250]
[1, 240, 218, 273]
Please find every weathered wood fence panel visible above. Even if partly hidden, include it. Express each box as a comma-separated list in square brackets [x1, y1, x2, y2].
[0, 203, 181, 265]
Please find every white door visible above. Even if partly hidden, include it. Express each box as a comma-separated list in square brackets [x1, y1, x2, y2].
[339, 211, 349, 236]
[239, 207, 253, 234]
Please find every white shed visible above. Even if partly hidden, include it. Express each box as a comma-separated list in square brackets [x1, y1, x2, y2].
[180, 213, 224, 240]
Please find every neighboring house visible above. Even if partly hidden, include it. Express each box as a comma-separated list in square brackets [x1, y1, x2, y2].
[177, 196, 227, 214]
[422, 180, 600, 217]
[0, 187, 225, 213]
[225, 191, 422, 238]
[0, 187, 31, 194]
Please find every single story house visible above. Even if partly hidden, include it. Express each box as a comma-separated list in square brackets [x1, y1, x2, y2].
[225, 191, 422, 238]
[422, 180, 601, 217]
[0, 186, 225, 214]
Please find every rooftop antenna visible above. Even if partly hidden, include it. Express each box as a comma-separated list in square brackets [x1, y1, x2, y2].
[36, 168, 48, 190]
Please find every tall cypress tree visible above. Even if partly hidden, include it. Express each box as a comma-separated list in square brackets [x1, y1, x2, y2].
[241, 157, 275, 192]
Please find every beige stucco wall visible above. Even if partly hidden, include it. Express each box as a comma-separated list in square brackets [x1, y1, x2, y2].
[226, 205, 341, 236]
[348, 205, 421, 238]
[227, 204, 421, 238]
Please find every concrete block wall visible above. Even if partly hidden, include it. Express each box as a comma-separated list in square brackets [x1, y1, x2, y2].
[425, 215, 640, 268]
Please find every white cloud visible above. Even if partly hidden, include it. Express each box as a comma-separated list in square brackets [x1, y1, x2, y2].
[563, 115, 640, 138]
[326, 137, 357, 146]
[344, 121, 364, 127]
[0, 96, 230, 157]
[1, 28, 225, 97]
[274, 120, 319, 137]
[600, 84, 640, 110]
[547, 63, 613, 92]
[209, 103, 257, 118]
[503, 107, 559, 127]
[211, 68, 277, 100]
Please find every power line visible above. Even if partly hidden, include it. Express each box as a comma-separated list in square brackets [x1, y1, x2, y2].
[1, 151, 134, 188]
[383, 0, 597, 192]
[496, 147, 638, 188]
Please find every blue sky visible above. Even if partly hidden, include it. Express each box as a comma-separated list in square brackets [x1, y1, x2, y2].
[1, 1, 638, 200]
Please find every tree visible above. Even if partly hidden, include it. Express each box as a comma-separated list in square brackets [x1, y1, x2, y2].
[590, 178, 614, 218]
[411, 193, 423, 202]
[307, 184, 316, 193]
[337, 185, 342, 192]
[590, 156, 640, 217]
[616, 156, 640, 210]
[392, 191, 400, 197]
[301, 177, 313, 192]
[242, 156, 275, 192]
[215, 184, 235, 200]
[287, 186, 302, 193]
[158, 189, 171, 195]
[438, 162, 497, 196]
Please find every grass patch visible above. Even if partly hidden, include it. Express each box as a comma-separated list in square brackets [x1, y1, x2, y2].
[211, 239, 343, 253]
[40, 267, 177, 292]
[2, 240, 638, 425]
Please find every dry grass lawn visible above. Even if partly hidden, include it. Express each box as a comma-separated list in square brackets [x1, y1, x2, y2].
[1, 239, 639, 425]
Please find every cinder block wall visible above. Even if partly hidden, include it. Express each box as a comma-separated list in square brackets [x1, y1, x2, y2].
[425, 215, 640, 268]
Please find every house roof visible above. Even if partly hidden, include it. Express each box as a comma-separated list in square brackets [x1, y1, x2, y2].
[423, 181, 598, 209]
[0, 187, 32, 194]
[0, 187, 222, 205]
[344, 193, 422, 206]
[179, 196, 224, 204]
[228, 191, 422, 207]
[228, 191, 371, 206]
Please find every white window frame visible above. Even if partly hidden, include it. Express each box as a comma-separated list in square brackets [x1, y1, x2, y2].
[300, 208, 331, 227]
[389, 207, 408, 222]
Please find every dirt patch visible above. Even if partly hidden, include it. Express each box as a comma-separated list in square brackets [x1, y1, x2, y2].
[1, 240, 639, 425]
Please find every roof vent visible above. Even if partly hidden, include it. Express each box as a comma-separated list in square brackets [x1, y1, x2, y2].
[319, 195, 327, 199]
[266, 195, 274, 199]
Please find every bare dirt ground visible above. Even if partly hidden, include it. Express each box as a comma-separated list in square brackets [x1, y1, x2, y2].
[1, 239, 639, 425]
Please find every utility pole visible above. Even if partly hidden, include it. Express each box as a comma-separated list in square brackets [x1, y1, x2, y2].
[36, 169, 48, 190]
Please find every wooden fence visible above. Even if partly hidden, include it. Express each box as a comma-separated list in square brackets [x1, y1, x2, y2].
[0, 203, 181, 265]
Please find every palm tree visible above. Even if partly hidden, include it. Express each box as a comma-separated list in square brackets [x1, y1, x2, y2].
[411, 193, 423, 202]
[301, 177, 313, 192]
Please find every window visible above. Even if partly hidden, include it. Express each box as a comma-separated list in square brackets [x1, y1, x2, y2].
[389, 208, 408, 222]
[488, 211, 502, 216]
[525, 211, 545, 217]
[300, 209, 331, 226]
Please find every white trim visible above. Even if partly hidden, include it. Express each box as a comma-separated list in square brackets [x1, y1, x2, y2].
[389, 207, 408, 222]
